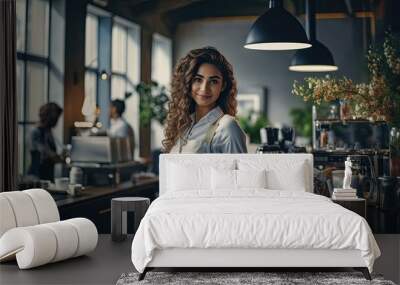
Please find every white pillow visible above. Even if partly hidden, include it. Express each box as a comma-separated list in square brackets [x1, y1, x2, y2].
[211, 168, 236, 190]
[168, 160, 235, 192]
[211, 169, 267, 191]
[236, 169, 267, 189]
[238, 159, 307, 191]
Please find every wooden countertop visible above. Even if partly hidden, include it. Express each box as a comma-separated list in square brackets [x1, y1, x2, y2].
[54, 177, 159, 207]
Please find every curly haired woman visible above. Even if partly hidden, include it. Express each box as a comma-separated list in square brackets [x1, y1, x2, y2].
[162, 47, 247, 153]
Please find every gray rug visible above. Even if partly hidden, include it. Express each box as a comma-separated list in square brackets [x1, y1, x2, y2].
[116, 271, 396, 285]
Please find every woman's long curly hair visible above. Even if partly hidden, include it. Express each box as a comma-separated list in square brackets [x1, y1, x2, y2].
[162, 47, 238, 153]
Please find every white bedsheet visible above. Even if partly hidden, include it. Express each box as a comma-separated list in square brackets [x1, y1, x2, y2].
[131, 190, 380, 273]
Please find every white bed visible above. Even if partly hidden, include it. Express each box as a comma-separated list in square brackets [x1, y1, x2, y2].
[131, 154, 380, 280]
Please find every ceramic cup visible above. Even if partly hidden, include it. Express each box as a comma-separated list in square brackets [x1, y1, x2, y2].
[55, 177, 70, 191]
[39, 180, 51, 190]
[67, 184, 82, 196]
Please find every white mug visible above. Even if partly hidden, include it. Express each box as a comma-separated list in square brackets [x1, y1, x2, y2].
[67, 184, 82, 196]
[55, 177, 69, 191]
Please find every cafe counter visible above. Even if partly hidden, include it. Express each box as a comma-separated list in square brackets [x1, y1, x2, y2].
[54, 177, 158, 233]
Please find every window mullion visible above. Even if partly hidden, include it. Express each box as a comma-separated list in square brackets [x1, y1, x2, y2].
[22, 0, 29, 174]
[47, 0, 52, 102]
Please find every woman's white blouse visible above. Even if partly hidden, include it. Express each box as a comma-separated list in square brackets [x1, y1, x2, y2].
[170, 106, 247, 153]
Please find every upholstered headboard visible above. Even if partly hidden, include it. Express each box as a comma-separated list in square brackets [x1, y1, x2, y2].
[159, 154, 314, 195]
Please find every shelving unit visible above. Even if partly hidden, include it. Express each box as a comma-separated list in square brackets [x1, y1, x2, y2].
[311, 105, 389, 150]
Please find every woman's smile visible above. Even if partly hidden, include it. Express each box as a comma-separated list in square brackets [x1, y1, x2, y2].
[195, 94, 213, 99]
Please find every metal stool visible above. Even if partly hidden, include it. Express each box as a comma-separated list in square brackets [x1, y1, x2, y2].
[111, 197, 150, 242]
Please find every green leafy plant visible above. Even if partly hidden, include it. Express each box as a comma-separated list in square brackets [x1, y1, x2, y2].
[136, 81, 169, 127]
[238, 111, 268, 144]
[289, 104, 313, 138]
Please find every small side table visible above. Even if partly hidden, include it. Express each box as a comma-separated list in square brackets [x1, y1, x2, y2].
[332, 197, 366, 218]
[111, 197, 150, 242]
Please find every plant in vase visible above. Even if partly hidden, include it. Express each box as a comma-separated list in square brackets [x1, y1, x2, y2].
[353, 31, 400, 123]
[289, 104, 312, 143]
[360, 31, 400, 176]
[136, 81, 169, 127]
[238, 111, 268, 144]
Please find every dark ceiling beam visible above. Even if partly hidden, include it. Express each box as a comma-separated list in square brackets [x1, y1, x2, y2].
[165, 0, 266, 26]
[125, 0, 377, 32]
[130, 0, 202, 18]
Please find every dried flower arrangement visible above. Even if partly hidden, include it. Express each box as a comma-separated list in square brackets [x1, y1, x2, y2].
[292, 76, 357, 105]
[292, 31, 400, 125]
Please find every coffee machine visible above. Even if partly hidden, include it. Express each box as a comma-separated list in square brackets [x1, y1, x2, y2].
[257, 127, 303, 153]
[258, 127, 281, 153]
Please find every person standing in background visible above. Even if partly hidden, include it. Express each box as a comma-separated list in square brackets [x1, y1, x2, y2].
[28, 102, 64, 181]
[108, 99, 134, 139]
[108, 99, 135, 157]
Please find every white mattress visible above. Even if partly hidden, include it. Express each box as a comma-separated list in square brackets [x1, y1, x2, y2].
[131, 190, 380, 273]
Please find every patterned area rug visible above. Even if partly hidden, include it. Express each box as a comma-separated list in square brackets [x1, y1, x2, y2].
[116, 271, 396, 285]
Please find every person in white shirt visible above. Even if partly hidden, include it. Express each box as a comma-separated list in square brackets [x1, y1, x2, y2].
[108, 99, 133, 138]
[163, 47, 247, 153]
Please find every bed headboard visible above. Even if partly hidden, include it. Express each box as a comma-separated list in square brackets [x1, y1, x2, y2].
[159, 154, 314, 196]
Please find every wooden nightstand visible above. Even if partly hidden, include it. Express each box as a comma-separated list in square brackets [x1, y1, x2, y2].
[332, 198, 366, 218]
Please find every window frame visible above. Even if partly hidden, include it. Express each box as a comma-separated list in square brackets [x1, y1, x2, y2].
[84, 11, 101, 105]
[17, 0, 52, 174]
[111, 20, 133, 100]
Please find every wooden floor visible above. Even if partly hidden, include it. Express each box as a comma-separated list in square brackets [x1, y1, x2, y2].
[0, 235, 134, 285]
[1, 235, 399, 285]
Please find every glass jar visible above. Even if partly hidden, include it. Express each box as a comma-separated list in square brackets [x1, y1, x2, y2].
[340, 100, 351, 120]
[328, 104, 338, 120]
[390, 127, 400, 177]
[320, 129, 328, 148]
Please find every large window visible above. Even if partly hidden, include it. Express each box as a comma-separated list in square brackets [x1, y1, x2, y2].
[83, 12, 99, 122]
[112, 17, 141, 155]
[16, 0, 65, 176]
[84, 8, 141, 155]
[151, 33, 172, 149]
[17, 0, 51, 174]
[111, 19, 140, 100]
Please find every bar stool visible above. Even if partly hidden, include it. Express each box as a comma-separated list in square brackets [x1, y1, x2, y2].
[111, 197, 150, 242]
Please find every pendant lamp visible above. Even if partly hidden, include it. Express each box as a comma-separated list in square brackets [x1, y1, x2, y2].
[289, 0, 338, 72]
[244, 0, 311, 50]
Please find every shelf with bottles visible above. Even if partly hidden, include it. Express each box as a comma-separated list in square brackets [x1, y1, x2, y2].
[312, 104, 390, 151]
[315, 119, 387, 126]
[312, 102, 387, 124]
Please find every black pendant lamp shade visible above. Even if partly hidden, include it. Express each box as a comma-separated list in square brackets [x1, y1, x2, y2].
[289, 40, 338, 71]
[244, 0, 311, 50]
[289, 0, 338, 72]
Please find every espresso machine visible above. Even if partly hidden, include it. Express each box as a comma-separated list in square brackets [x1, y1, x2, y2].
[70, 136, 144, 186]
[257, 127, 303, 153]
[257, 127, 281, 153]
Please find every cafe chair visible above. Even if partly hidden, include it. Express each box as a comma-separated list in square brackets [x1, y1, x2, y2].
[0, 189, 98, 269]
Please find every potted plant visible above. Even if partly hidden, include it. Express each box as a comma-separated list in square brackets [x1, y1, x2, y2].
[289, 104, 313, 145]
[135, 81, 169, 127]
[238, 111, 268, 144]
